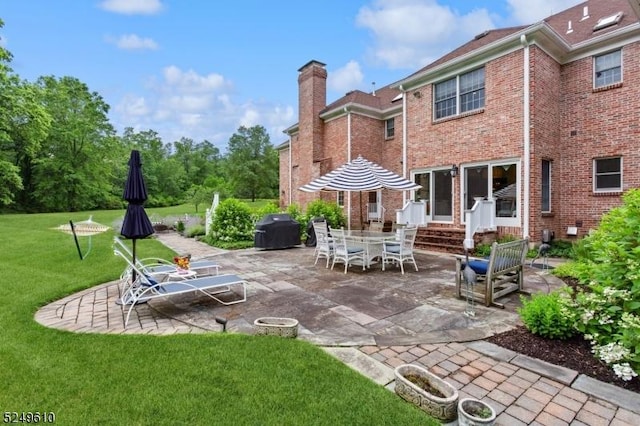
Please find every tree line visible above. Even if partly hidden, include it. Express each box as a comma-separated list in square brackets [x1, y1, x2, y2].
[0, 18, 279, 213]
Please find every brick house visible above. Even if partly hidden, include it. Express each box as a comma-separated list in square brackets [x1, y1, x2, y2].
[279, 0, 640, 249]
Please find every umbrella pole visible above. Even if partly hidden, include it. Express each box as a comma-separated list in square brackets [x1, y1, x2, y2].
[131, 239, 137, 284]
[360, 192, 364, 230]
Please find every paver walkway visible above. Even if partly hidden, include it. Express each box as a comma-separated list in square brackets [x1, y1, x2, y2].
[35, 233, 640, 425]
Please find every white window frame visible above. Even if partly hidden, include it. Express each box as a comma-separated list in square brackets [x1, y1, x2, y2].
[593, 157, 622, 192]
[337, 191, 345, 207]
[541, 159, 551, 213]
[459, 159, 520, 227]
[385, 117, 395, 139]
[594, 49, 622, 89]
[434, 67, 485, 120]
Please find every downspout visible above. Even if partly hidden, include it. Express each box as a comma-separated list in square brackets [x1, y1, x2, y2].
[345, 107, 352, 229]
[288, 135, 292, 206]
[520, 34, 531, 240]
[399, 85, 408, 205]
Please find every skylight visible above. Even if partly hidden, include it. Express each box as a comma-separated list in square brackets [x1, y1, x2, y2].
[593, 12, 623, 31]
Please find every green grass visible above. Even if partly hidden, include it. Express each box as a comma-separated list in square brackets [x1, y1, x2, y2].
[0, 209, 437, 425]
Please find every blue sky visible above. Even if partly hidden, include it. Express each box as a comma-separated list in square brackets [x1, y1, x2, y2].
[0, 0, 583, 151]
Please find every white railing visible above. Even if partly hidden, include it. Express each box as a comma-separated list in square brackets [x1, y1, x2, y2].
[366, 203, 386, 222]
[396, 200, 428, 226]
[464, 197, 496, 249]
[205, 192, 220, 235]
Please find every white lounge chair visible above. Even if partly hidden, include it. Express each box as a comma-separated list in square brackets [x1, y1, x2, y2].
[114, 248, 246, 327]
[113, 237, 219, 279]
[382, 226, 419, 274]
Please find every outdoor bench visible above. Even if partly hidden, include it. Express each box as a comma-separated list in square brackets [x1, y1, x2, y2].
[454, 238, 529, 308]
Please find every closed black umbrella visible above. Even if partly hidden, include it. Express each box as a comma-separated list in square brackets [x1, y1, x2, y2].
[120, 150, 154, 284]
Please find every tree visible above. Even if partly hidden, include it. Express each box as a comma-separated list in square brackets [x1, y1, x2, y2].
[32, 76, 116, 211]
[0, 19, 52, 207]
[225, 125, 278, 201]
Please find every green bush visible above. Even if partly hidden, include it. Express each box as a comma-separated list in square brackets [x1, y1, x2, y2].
[184, 224, 205, 238]
[205, 198, 254, 248]
[304, 199, 346, 229]
[564, 188, 640, 381]
[518, 290, 576, 340]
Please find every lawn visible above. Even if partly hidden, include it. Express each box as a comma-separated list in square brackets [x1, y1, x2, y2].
[0, 208, 436, 425]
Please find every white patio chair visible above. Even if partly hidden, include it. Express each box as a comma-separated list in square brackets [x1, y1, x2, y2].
[330, 229, 366, 273]
[312, 221, 334, 268]
[382, 226, 419, 274]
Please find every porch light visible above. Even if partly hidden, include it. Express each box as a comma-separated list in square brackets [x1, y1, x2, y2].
[450, 164, 459, 177]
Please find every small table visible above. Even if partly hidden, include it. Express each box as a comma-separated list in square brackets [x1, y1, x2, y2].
[168, 269, 197, 280]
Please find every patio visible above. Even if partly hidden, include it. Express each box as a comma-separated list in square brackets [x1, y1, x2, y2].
[36, 233, 560, 344]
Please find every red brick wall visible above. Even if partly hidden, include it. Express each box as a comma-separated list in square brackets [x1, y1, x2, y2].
[529, 46, 563, 242]
[406, 50, 526, 227]
[559, 41, 640, 237]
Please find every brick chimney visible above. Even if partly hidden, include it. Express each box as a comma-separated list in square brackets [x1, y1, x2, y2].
[297, 60, 327, 177]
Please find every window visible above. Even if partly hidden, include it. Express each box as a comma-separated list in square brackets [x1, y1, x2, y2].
[385, 118, 395, 138]
[541, 160, 551, 212]
[594, 49, 621, 88]
[337, 191, 345, 207]
[434, 67, 485, 119]
[594, 157, 622, 192]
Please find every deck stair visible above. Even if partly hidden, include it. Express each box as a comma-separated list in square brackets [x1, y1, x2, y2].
[414, 225, 496, 254]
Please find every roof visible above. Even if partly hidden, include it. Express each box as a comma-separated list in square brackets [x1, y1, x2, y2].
[284, 0, 640, 134]
[320, 84, 402, 116]
[544, 0, 637, 45]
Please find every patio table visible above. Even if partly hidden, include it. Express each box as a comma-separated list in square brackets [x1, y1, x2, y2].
[343, 230, 398, 268]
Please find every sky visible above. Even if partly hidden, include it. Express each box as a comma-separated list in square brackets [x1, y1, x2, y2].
[0, 0, 584, 151]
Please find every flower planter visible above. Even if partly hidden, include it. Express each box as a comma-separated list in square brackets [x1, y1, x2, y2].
[394, 364, 459, 422]
[457, 398, 496, 426]
[253, 317, 299, 338]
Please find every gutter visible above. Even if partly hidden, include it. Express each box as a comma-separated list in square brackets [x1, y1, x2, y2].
[399, 84, 408, 205]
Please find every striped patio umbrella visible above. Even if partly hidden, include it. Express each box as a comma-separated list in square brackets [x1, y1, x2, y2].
[299, 155, 421, 228]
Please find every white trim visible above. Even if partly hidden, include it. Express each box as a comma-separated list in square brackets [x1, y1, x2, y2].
[593, 156, 623, 192]
[522, 35, 531, 239]
[593, 48, 623, 89]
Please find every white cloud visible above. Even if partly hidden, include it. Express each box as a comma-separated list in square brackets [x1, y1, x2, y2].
[99, 0, 163, 15]
[112, 66, 294, 148]
[328, 60, 364, 93]
[0, 34, 7, 48]
[118, 95, 150, 117]
[162, 65, 227, 92]
[356, 0, 495, 69]
[506, 0, 584, 24]
[108, 34, 159, 51]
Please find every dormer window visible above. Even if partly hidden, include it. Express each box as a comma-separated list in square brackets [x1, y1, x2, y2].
[593, 12, 623, 31]
[594, 49, 622, 88]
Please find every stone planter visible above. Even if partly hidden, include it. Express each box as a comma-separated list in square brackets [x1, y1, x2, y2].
[394, 364, 459, 422]
[457, 398, 496, 426]
[253, 317, 299, 338]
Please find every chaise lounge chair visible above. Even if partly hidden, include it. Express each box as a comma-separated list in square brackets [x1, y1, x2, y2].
[113, 237, 220, 279]
[114, 248, 246, 327]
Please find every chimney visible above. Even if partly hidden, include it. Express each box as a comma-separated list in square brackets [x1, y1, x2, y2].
[297, 60, 327, 184]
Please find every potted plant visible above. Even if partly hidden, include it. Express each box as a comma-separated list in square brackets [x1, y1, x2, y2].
[253, 317, 299, 338]
[394, 364, 459, 422]
[457, 398, 496, 426]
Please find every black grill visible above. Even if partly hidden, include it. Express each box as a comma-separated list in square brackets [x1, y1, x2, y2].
[254, 214, 301, 249]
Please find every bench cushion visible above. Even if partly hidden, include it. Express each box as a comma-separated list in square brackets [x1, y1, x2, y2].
[467, 259, 489, 274]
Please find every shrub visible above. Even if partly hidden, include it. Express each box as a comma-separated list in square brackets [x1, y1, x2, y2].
[184, 224, 205, 238]
[304, 199, 346, 229]
[253, 202, 280, 221]
[565, 188, 640, 380]
[518, 290, 576, 340]
[206, 198, 254, 248]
